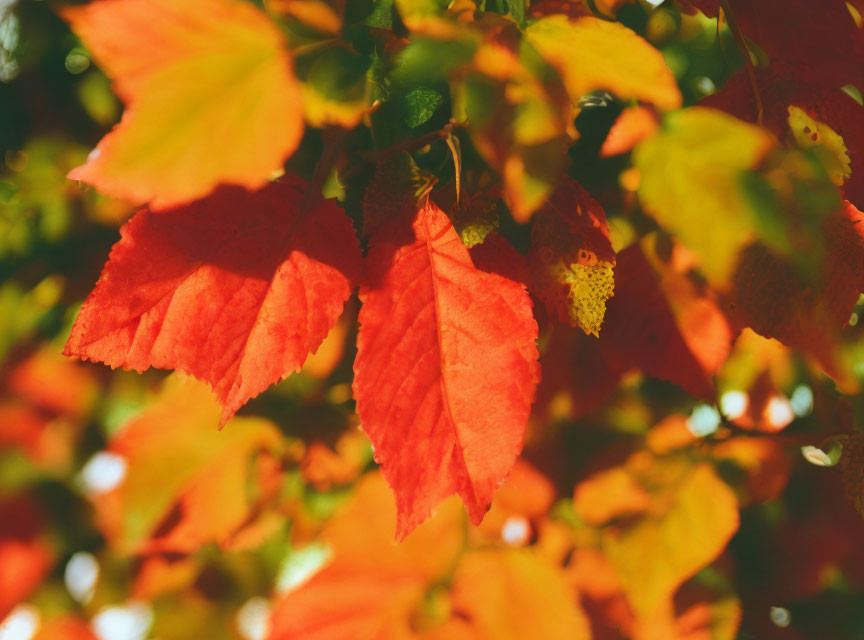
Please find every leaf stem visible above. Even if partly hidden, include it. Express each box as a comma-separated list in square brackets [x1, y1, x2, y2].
[719, 0, 764, 126]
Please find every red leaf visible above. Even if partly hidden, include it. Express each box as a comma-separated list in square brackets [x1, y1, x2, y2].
[530, 178, 616, 335]
[599, 240, 733, 399]
[468, 231, 529, 285]
[680, 1, 863, 90]
[727, 201, 864, 384]
[353, 201, 540, 538]
[65, 178, 361, 424]
[0, 496, 53, 618]
[702, 67, 864, 209]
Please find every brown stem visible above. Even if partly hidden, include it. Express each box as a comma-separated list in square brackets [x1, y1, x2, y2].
[719, 0, 764, 126]
[340, 121, 468, 181]
[302, 128, 344, 212]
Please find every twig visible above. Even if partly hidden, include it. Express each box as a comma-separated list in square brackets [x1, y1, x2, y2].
[719, 0, 764, 126]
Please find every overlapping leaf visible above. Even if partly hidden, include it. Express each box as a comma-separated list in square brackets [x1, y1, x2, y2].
[354, 201, 539, 538]
[65, 178, 361, 425]
[530, 178, 616, 335]
[63, 0, 304, 207]
[91, 375, 284, 555]
[525, 15, 681, 111]
[599, 237, 734, 399]
[634, 107, 775, 285]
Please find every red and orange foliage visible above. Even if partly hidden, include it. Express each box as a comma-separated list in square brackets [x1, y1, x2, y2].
[4, 0, 864, 638]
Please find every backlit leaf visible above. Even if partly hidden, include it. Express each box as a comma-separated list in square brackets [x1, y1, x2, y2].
[63, 0, 304, 208]
[530, 178, 616, 336]
[525, 15, 681, 111]
[267, 472, 465, 639]
[354, 201, 540, 538]
[91, 375, 283, 554]
[634, 107, 775, 285]
[449, 549, 592, 640]
[602, 463, 739, 616]
[702, 67, 864, 210]
[65, 178, 361, 425]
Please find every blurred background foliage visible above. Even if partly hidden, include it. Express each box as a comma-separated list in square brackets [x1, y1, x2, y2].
[2, 1, 864, 639]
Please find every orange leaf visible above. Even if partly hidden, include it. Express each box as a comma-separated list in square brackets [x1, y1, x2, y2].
[63, 0, 303, 208]
[600, 105, 659, 157]
[91, 375, 283, 554]
[65, 179, 361, 426]
[267, 473, 465, 640]
[449, 549, 592, 640]
[354, 201, 540, 538]
[0, 496, 53, 619]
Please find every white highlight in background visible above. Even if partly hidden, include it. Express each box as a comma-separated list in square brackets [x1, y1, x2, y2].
[0, 604, 40, 640]
[92, 602, 153, 640]
[719, 390, 749, 420]
[65, 552, 99, 605]
[80, 452, 127, 495]
[236, 597, 271, 640]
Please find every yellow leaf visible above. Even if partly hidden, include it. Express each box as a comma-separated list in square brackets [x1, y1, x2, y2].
[526, 15, 682, 111]
[634, 107, 775, 285]
[63, 0, 304, 208]
[450, 549, 592, 640]
[602, 463, 739, 617]
[788, 106, 852, 187]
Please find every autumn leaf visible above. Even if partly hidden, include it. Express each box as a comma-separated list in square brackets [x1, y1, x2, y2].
[530, 178, 616, 336]
[0, 496, 54, 619]
[267, 473, 465, 640]
[449, 549, 592, 640]
[599, 238, 733, 399]
[354, 200, 540, 538]
[91, 375, 284, 554]
[702, 67, 864, 211]
[707, 0, 864, 92]
[727, 201, 864, 388]
[32, 616, 98, 640]
[601, 462, 739, 617]
[63, 0, 304, 208]
[525, 15, 682, 111]
[452, 19, 572, 221]
[65, 178, 361, 425]
[634, 107, 775, 286]
[600, 105, 659, 157]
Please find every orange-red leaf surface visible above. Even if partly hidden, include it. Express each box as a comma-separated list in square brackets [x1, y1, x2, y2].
[33, 617, 99, 640]
[65, 178, 361, 425]
[600, 105, 659, 157]
[0, 496, 53, 618]
[354, 201, 540, 538]
[267, 473, 465, 640]
[599, 239, 733, 399]
[63, 0, 303, 208]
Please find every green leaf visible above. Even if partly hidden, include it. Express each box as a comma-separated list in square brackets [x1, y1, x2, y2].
[402, 86, 444, 128]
